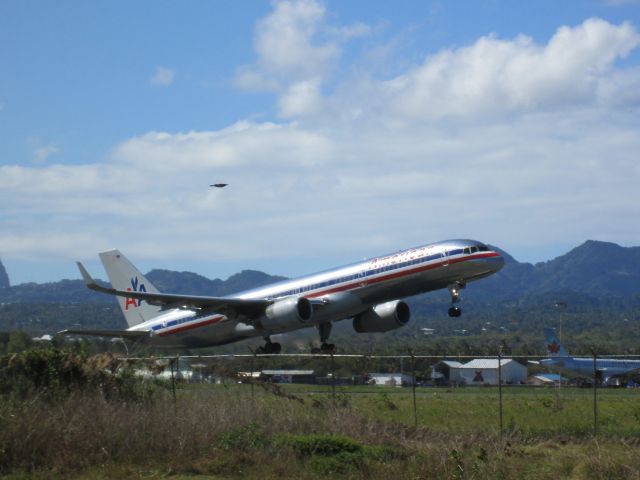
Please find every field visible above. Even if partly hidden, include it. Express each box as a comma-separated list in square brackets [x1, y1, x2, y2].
[3, 373, 640, 480]
[285, 383, 640, 437]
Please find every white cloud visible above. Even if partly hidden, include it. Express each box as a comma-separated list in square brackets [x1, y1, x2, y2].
[278, 79, 323, 117]
[234, 0, 369, 117]
[1, 6, 640, 278]
[32, 144, 60, 164]
[381, 18, 640, 121]
[150, 66, 176, 86]
[255, 0, 335, 77]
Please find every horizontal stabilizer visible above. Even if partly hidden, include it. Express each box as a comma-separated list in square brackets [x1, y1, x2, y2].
[58, 329, 150, 339]
[76, 261, 117, 295]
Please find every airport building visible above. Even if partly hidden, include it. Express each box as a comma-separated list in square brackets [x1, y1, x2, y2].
[431, 361, 465, 386]
[527, 373, 564, 386]
[432, 359, 527, 386]
[367, 373, 414, 386]
[260, 369, 316, 384]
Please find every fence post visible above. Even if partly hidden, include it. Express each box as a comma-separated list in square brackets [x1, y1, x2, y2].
[330, 352, 336, 405]
[249, 347, 256, 405]
[591, 348, 599, 437]
[409, 349, 418, 429]
[170, 356, 177, 411]
[498, 349, 503, 440]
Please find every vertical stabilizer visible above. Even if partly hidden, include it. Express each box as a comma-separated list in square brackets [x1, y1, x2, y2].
[543, 328, 568, 357]
[99, 249, 163, 327]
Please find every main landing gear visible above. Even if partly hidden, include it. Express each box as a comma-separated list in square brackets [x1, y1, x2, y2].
[256, 337, 282, 354]
[448, 282, 465, 318]
[311, 322, 337, 354]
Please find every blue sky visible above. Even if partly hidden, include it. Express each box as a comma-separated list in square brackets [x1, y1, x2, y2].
[1, 0, 640, 284]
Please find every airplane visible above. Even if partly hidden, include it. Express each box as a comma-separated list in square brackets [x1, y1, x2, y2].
[539, 328, 640, 384]
[60, 239, 504, 353]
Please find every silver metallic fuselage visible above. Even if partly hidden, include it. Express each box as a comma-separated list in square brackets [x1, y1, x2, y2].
[132, 239, 504, 348]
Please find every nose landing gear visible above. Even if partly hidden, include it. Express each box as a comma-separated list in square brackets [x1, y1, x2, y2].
[447, 282, 465, 318]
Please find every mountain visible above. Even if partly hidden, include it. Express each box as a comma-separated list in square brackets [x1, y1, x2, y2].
[0, 259, 9, 289]
[146, 269, 286, 296]
[1, 240, 639, 335]
[0, 270, 286, 304]
[465, 240, 640, 304]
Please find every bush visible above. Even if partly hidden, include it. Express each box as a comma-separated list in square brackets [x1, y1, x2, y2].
[0, 349, 157, 402]
[218, 422, 269, 451]
[275, 433, 362, 457]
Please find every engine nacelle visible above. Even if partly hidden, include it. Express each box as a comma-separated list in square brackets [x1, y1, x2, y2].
[260, 297, 313, 331]
[352, 300, 410, 333]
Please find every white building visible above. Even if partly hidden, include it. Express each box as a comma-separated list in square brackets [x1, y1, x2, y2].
[260, 370, 316, 384]
[458, 359, 527, 385]
[431, 361, 465, 385]
[368, 373, 414, 387]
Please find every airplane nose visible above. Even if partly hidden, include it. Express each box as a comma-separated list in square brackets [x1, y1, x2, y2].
[487, 254, 505, 273]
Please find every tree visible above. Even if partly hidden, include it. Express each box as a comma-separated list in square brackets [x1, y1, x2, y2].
[7, 331, 32, 353]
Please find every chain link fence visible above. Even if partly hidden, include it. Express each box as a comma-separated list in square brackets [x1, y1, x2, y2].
[118, 351, 640, 438]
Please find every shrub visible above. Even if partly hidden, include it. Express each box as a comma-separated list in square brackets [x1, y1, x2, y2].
[275, 433, 362, 457]
[0, 349, 158, 402]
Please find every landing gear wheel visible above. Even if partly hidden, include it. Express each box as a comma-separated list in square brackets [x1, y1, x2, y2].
[448, 306, 462, 318]
[257, 341, 282, 354]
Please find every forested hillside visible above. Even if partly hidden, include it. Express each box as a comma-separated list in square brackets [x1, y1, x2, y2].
[0, 241, 638, 353]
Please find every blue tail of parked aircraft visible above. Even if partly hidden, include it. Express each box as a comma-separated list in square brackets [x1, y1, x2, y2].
[543, 328, 568, 357]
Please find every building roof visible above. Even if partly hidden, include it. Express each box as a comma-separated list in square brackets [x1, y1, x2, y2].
[435, 361, 464, 368]
[531, 373, 562, 382]
[461, 359, 522, 369]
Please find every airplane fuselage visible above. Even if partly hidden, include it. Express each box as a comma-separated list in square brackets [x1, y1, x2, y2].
[541, 357, 640, 380]
[129, 239, 503, 348]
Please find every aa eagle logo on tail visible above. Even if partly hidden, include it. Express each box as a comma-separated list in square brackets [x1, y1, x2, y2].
[124, 277, 146, 310]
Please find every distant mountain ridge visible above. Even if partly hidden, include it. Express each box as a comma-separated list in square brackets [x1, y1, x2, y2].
[0, 260, 9, 289]
[0, 269, 286, 304]
[0, 240, 638, 307]
[145, 269, 287, 296]
[466, 240, 640, 303]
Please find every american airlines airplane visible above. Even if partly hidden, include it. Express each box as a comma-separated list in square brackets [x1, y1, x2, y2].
[61, 239, 504, 353]
[540, 328, 640, 384]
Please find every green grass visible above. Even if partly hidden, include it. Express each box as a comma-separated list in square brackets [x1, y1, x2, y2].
[262, 383, 640, 437]
[3, 381, 640, 479]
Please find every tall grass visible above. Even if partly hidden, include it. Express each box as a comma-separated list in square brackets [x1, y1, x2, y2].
[2, 350, 640, 478]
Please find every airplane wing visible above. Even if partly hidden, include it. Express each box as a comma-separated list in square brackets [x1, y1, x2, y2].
[58, 328, 150, 339]
[77, 262, 270, 316]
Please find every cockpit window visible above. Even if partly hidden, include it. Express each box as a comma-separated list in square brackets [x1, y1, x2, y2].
[477, 244, 489, 252]
[463, 247, 471, 254]
[471, 246, 479, 253]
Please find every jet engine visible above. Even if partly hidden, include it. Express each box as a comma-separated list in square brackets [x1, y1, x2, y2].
[260, 297, 313, 330]
[352, 300, 410, 333]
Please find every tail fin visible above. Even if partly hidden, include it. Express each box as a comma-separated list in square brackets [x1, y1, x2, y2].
[543, 328, 568, 357]
[99, 249, 163, 327]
